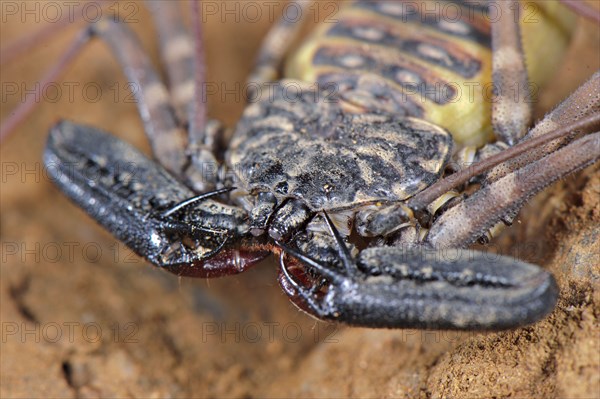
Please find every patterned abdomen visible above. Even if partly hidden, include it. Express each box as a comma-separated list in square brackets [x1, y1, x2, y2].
[286, 0, 575, 146]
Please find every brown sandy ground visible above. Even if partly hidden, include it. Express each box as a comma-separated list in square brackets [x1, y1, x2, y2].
[1, 2, 599, 398]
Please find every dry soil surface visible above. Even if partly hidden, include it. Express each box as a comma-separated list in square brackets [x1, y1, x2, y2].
[1, 2, 599, 398]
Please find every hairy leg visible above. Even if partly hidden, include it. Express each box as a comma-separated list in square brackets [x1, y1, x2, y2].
[426, 132, 600, 249]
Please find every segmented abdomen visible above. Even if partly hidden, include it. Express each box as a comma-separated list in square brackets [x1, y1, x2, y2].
[286, 0, 575, 146]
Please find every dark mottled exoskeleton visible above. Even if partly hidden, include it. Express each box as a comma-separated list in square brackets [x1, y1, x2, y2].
[4, 1, 599, 329]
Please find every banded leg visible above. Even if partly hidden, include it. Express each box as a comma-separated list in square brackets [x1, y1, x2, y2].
[426, 132, 600, 249]
[1, 17, 188, 176]
[427, 0, 533, 153]
[490, 0, 532, 146]
[408, 74, 600, 211]
[486, 72, 600, 182]
[89, 19, 188, 175]
[146, 0, 197, 127]
[451, 0, 533, 196]
[247, 0, 312, 87]
[426, 75, 599, 247]
[483, 1, 598, 177]
[407, 1, 597, 229]
[147, 1, 224, 192]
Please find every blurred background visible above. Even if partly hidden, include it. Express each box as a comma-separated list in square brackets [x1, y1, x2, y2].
[1, 1, 599, 397]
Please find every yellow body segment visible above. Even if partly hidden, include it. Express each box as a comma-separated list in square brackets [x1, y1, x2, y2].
[286, 1, 576, 147]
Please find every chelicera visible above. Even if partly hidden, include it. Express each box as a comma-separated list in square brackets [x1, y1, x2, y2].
[3, 1, 599, 330]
